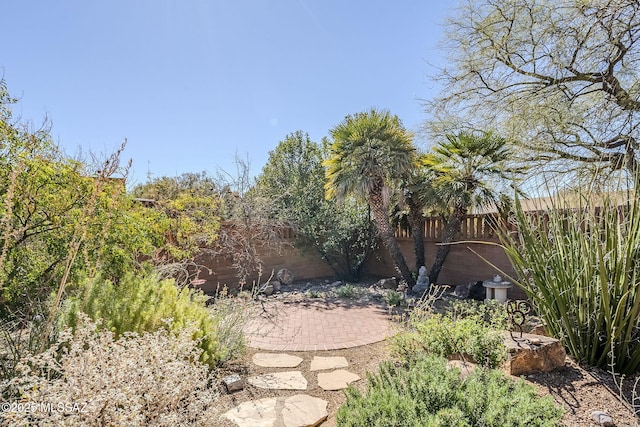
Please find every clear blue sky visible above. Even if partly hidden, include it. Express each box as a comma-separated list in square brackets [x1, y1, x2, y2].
[4, 0, 452, 188]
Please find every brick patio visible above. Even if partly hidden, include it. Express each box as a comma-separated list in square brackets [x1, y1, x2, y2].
[244, 299, 394, 351]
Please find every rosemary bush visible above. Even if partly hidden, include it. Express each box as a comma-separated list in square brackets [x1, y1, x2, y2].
[60, 273, 246, 367]
[500, 194, 640, 374]
[336, 354, 563, 426]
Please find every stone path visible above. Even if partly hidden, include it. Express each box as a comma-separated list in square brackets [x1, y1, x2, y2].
[222, 353, 361, 427]
[244, 299, 392, 351]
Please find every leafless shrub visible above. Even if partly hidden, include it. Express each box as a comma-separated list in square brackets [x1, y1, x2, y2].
[1, 315, 221, 426]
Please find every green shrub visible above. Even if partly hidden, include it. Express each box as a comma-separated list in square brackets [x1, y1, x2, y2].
[336, 355, 563, 427]
[60, 274, 245, 367]
[392, 312, 506, 369]
[383, 290, 405, 307]
[336, 284, 360, 299]
[500, 194, 640, 374]
[447, 298, 509, 330]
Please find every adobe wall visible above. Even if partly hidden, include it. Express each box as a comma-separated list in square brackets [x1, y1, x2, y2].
[193, 242, 335, 295]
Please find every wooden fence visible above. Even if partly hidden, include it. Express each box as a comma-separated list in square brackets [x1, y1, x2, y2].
[395, 213, 516, 242]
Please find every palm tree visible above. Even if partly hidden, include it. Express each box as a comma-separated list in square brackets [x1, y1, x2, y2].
[324, 108, 417, 286]
[400, 163, 432, 271]
[424, 130, 522, 285]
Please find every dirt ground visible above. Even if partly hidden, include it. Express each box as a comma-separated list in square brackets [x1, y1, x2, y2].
[216, 279, 640, 427]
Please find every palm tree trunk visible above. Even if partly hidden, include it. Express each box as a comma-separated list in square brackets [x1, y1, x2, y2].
[428, 205, 466, 285]
[370, 189, 415, 286]
[407, 195, 425, 271]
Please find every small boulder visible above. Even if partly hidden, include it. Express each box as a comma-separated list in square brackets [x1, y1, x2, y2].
[377, 277, 398, 289]
[446, 359, 477, 379]
[591, 410, 614, 427]
[259, 283, 274, 296]
[467, 281, 485, 301]
[222, 374, 244, 393]
[270, 280, 281, 292]
[277, 268, 294, 285]
[331, 281, 343, 287]
[454, 283, 471, 299]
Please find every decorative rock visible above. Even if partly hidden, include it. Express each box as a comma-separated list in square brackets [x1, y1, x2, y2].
[277, 268, 294, 286]
[377, 277, 398, 289]
[317, 369, 361, 390]
[270, 280, 282, 292]
[259, 283, 274, 296]
[310, 356, 349, 371]
[502, 332, 566, 376]
[222, 374, 244, 393]
[453, 282, 472, 299]
[248, 371, 308, 390]
[330, 281, 343, 287]
[252, 353, 303, 368]
[282, 394, 328, 427]
[529, 323, 548, 336]
[222, 394, 328, 427]
[446, 359, 477, 379]
[591, 410, 614, 426]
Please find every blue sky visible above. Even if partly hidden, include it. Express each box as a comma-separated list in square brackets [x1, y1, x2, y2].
[4, 1, 453, 187]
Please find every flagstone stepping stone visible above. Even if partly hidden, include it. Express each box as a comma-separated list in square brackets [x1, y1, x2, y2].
[317, 369, 361, 391]
[222, 394, 328, 427]
[310, 356, 348, 371]
[252, 352, 303, 368]
[282, 394, 328, 427]
[247, 371, 308, 390]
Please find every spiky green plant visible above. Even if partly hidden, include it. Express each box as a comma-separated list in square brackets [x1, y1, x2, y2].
[499, 193, 640, 374]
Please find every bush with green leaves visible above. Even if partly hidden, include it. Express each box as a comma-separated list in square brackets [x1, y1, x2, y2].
[447, 298, 509, 330]
[335, 284, 361, 299]
[255, 131, 378, 281]
[499, 193, 640, 374]
[392, 311, 506, 369]
[383, 290, 405, 307]
[60, 274, 245, 367]
[336, 355, 563, 426]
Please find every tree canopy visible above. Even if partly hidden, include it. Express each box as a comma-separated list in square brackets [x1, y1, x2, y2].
[325, 109, 417, 285]
[256, 131, 376, 281]
[432, 0, 640, 183]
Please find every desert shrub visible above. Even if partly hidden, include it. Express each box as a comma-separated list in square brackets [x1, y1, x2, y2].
[447, 299, 509, 330]
[391, 303, 507, 368]
[500, 194, 640, 374]
[383, 290, 405, 307]
[335, 284, 361, 299]
[60, 273, 245, 367]
[1, 315, 221, 426]
[336, 355, 563, 427]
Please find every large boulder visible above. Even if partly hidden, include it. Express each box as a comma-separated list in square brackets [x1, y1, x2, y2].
[502, 332, 566, 376]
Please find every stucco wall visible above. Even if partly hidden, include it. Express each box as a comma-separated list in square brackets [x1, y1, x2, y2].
[366, 236, 526, 300]
[193, 215, 526, 300]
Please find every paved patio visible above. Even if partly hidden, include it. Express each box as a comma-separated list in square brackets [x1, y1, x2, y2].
[243, 298, 394, 351]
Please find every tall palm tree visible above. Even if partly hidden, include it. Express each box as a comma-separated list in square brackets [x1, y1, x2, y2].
[324, 108, 417, 286]
[400, 163, 432, 271]
[424, 130, 522, 285]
